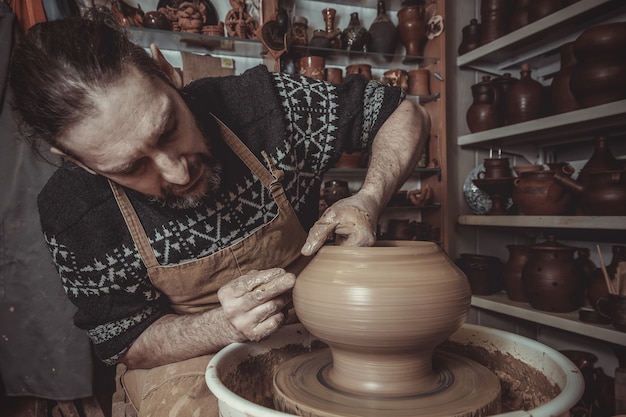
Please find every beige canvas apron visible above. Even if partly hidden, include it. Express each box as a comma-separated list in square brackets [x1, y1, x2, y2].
[109, 116, 308, 417]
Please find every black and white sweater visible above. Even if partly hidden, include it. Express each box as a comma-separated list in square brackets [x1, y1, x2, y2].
[38, 65, 403, 364]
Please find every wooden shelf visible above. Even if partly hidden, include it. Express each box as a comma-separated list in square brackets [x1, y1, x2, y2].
[457, 100, 626, 148]
[471, 292, 626, 346]
[456, 0, 626, 79]
[457, 215, 626, 230]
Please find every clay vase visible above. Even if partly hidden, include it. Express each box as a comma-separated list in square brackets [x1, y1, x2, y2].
[454, 253, 504, 295]
[368, 1, 397, 58]
[322, 8, 342, 50]
[505, 63, 544, 124]
[466, 75, 503, 132]
[570, 22, 626, 108]
[298, 56, 325, 81]
[522, 235, 586, 313]
[341, 12, 370, 53]
[503, 244, 530, 302]
[512, 166, 575, 215]
[480, 0, 510, 45]
[293, 241, 471, 396]
[528, 0, 564, 23]
[550, 42, 581, 114]
[458, 18, 481, 55]
[397, 1, 427, 62]
[509, 0, 530, 32]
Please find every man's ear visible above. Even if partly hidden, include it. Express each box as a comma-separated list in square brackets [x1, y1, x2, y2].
[50, 147, 97, 175]
[150, 43, 183, 89]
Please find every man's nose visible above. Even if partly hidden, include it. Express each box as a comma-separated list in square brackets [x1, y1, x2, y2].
[155, 152, 190, 185]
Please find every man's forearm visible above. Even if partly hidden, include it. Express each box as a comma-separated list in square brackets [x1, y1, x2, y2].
[121, 307, 243, 369]
[359, 100, 431, 216]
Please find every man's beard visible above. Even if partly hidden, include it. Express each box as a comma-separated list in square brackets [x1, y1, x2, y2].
[151, 154, 223, 209]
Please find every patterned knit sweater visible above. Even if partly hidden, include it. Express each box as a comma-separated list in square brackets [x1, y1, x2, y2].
[38, 66, 403, 364]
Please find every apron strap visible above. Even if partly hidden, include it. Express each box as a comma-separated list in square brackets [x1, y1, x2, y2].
[108, 180, 160, 270]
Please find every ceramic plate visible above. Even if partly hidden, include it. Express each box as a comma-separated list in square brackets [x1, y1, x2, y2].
[463, 164, 514, 214]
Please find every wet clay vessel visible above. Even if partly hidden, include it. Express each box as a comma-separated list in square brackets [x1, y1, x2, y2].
[275, 241, 502, 417]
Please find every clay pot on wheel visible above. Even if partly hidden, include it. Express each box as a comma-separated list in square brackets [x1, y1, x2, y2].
[522, 235, 586, 313]
[292, 241, 471, 396]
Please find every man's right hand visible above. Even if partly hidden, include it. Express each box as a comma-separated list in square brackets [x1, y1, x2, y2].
[217, 268, 296, 342]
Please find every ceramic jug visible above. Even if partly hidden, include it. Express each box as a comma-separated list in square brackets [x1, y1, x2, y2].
[368, 1, 397, 57]
[458, 18, 481, 55]
[522, 235, 586, 313]
[505, 63, 544, 124]
[550, 42, 581, 114]
[341, 12, 369, 53]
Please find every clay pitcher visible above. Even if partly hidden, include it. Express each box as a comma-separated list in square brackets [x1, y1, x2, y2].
[466, 75, 503, 132]
[512, 166, 575, 215]
[293, 241, 471, 396]
[522, 235, 585, 313]
[503, 244, 530, 302]
[397, 1, 427, 62]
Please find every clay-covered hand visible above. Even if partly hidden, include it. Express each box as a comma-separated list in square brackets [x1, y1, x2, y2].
[301, 194, 379, 256]
[218, 268, 296, 342]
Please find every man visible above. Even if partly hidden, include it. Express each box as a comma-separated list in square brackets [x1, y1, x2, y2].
[9, 9, 430, 417]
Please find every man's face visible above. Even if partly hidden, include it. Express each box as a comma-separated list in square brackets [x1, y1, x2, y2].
[58, 66, 220, 209]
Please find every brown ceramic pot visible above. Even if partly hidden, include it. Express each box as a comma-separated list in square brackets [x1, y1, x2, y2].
[293, 241, 471, 396]
[522, 236, 586, 313]
[503, 244, 530, 302]
[407, 68, 430, 95]
[478, 157, 512, 179]
[512, 167, 575, 215]
[509, 0, 530, 31]
[325, 68, 343, 85]
[341, 12, 369, 53]
[397, 1, 427, 61]
[455, 253, 504, 295]
[528, 0, 564, 23]
[480, 0, 510, 45]
[570, 22, 626, 107]
[505, 63, 544, 124]
[550, 42, 581, 114]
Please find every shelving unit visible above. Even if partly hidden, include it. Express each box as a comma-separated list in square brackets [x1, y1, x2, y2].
[449, 0, 626, 373]
[472, 292, 625, 346]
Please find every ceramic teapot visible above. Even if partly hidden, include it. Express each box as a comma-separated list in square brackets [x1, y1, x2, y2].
[554, 167, 626, 216]
[512, 166, 576, 215]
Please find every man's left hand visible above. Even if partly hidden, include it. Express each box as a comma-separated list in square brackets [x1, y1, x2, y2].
[301, 194, 378, 256]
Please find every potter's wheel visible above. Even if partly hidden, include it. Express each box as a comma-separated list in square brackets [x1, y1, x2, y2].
[273, 348, 502, 417]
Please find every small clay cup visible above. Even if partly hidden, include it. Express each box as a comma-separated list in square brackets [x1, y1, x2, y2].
[408, 68, 430, 95]
[345, 64, 372, 80]
[325, 68, 343, 85]
[299, 56, 325, 80]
